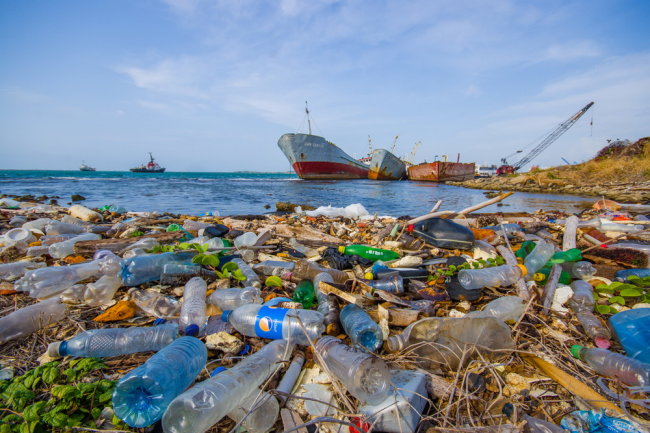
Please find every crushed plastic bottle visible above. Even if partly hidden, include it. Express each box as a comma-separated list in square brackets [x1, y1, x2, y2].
[121, 252, 195, 286]
[609, 308, 650, 363]
[292, 280, 315, 308]
[286, 259, 349, 284]
[162, 339, 291, 433]
[49, 233, 101, 258]
[523, 240, 556, 276]
[313, 272, 341, 335]
[45, 220, 85, 235]
[230, 257, 262, 288]
[340, 304, 383, 352]
[222, 304, 324, 346]
[48, 323, 178, 358]
[84, 274, 123, 306]
[112, 336, 207, 428]
[466, 296, 526, 323]
[207, 286, 262, 311]
[457, 264, 527, 290]
[314, 336, 391, 404]
[566, 261, 597, 279]
[568, 281, 612, 348]
[0, 298, 67, 344]
[0, 261, 46, 281]
[178, 277, 208, 335]
[131, 290, 181, 318]
[252, 260, 295, 276]
[160, 263, 202, 285]
[571, 345, 650, 387]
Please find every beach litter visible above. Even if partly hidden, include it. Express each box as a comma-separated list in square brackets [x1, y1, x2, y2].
[0, 196, 649, 433]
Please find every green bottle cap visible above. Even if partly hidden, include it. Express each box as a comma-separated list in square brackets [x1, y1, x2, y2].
[570, 345, 584, 359]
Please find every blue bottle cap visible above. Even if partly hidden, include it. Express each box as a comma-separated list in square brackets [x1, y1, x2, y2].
[221, 311, 232, 322]
[184, 324, 200, 337]
[153, 318, 167, 325]
[238, 345, 251, 356]
[210, 366, 228, 377]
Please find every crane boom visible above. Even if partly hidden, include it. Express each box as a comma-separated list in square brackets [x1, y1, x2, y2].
[497, 101, 594, 174]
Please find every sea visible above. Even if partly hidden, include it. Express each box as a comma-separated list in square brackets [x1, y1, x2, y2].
[0, 170, 596, 217]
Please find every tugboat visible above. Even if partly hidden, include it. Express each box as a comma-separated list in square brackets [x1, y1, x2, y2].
[79, 161, 96, 172]
[130, 152, 166, 173]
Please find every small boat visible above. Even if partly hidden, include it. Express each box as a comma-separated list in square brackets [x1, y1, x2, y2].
[277, 103, 368, 180]
[79, 162, 96, 172]
[130, 152, 166, 173]
[408, 158, 475, 182]
[368, 149, 407, 180]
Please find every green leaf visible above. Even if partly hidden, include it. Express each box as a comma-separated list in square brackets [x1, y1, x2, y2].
[23, 401, 46, 422]
[608, 296, 626, 305]
[596, 304, 615, 314]
[42, 367, 59, 385]
[265, 276, 283, 288]
[48, 412, 69, 428]
[221, 262, 238, 273]
[98, 390, 113, 403]
[91, 407, 102, 419]
[620, 287, 643, 297]
[231, 269, 246, 281]
[608, 281, 625, 290]
[51, 385, 77, 400]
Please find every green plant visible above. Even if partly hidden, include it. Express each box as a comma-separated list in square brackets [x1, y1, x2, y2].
[147, 242, 208, 254]
[192, 253, 220, 268]
[214, 261, 246, 281]
[128, 230, 144, 237]
[594, 276, 650, 314]
[433, 256, 505, 279]
[0, 359, 127, 432]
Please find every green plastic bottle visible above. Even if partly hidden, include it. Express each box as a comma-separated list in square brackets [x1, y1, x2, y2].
[514, 241, 536, 260]
[338, 245, 400, 262]
[548, 248, 582, 264]
[533, 266, 572, 285]
[292, 280, 315, 309]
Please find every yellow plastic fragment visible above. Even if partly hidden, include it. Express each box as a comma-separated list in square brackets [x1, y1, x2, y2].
[93, 300, 138, 322]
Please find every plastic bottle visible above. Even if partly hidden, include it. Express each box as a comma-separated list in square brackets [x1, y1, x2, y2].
[162, 339, 291, 433]
[230, 258, 262, 288]
[45, 220, 85, 235]
[339, 304, 383, 352]
[276, 352, 305, 406]
[222, 304, 324, 346]
[515, 240, 536, 259]
[609, 308, 650, 363]
[69, 204, 102, 222]
[112, 336, 207, 428]
[374, 267, 429, 282]
[457, 264, 527, 291]
[293, 280, 315, 308]
[48, 233, 101, 258]
[208, 286, 262, 311]
[533, 266, 572, 286]
[0, 298, 67, 344]
[234, 232, 258, 248]
[565, 261, 597, 279]
[40, 233, 78, 245]
[614, 268, 650, 281]
[252, 260, 295, 276]
[466, 296, 526, 323]
[21, 217, 53, 232]
[131, 290, 181, 319]
[121, 252, 195, 286]
[314, 336, 390, 404]
[286, 260, 348, 284]
[160, 263, 202, 285]
[338, 245, 400, 262]
[178, 277, 207, 335]
[313, 272, 341, 335]
[562, 215, 579, 251]
[1, 228, 36, 249]
[361, 273, 404, 294]
[568, 280, 596, 312]
[182, 219, 212, 233]
[0, 261, 46, 280]
[570, 345, 650, 387]
[523, 240, 556, 276]
[548, 248, 582, 265]
[47, 323, 179, 358]
[84, 274, 123, 306]
[406, 217, 475, 250]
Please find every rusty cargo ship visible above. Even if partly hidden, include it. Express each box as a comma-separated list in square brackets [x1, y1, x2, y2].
[407, 160, 475, 182]
[368, 149, 407, 180]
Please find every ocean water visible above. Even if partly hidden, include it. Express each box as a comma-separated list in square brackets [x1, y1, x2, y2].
[0, 170, 596, 216]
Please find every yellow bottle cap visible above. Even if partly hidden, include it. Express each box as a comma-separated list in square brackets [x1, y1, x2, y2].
[533, 273, 545, 282]
[364, 272, 374, 280]
[517, 264, 528, 277]
[338, 246, 345, 254]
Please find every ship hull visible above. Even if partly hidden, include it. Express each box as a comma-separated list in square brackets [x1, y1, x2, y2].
[130, 168, 166, 173]
[278, 133, 369, 180]
[407, 162, 475, 182]
[368, 149, 407, 180]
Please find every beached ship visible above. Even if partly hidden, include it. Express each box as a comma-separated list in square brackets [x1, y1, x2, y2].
[277, 104, 368, 180]
[368, 149, 407, 180]
[79, 162, 96, 172]
[130, 153, 166, 173]
[408, 159, 475, 182]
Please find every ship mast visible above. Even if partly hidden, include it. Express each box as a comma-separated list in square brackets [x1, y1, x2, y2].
[305, 101, 312, 135]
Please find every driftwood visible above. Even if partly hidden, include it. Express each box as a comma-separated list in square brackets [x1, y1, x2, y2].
[73, 231, 183, 255]
[407, 192, 514, 225]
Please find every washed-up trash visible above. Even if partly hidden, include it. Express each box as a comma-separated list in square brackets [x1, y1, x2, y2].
[340, 304, 383, 352]
[178, 277, 207, 335]
[305, 203, 369, 218]
[561, 410, 644, 433]
[571, 345, 650, 387]
[407, 217, 475, 250]
[0, 297, 67, 344]
[609, 308, 650, 363]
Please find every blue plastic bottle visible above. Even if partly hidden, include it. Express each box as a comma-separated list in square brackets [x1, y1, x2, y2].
[609, 308, 650, 364]
[112, 336, 207, 427]
[339, 304, 383, 352]
[121, 252, 195, 286]
[614, 268, 650, 282]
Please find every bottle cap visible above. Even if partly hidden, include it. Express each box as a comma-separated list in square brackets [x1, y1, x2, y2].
[570, 345, 584, 359]
[338, 246, 345, 254]
[47, 342, 62, 358]
[153, 318, 167, 326]
[533, 273, 545, 282]
[184, 324, 199, 337]
[210, 366, 228, 377]
[516, 264, 528, 276]
[364, 272, 374, 280]
[221, 311, 233, 322]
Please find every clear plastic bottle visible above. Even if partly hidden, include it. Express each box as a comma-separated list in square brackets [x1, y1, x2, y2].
[314, 336, 390, 405]
[45, 220, 86, 235]
[523, 240, 556, 276]
[230, 258, 262, 288]
[26, 245, 50, 257]
[566, 261, 597, 279]
[571, 345, 650, 387]
[131, 290, 181, 319]
[0, 261, 46, 280]
[47, 323, 179, 358]
[313, 272, 341, 335]
[48, 233, 101, 258]
[207, 286, 262, 311]
[121, 252, 195, 286]
[276, 351, 305, 406]
[458, 264, 527, 291]
[123, 237, 160, 253]
[286, 260, 348, 284]
[112, 336, 207, 428]
[339, 304, 383, 352]
[338, 244, 400, 262]
[252, 260, 295, 276]
[222, 304, 324, 346]
[40, 233, 78, 245]
[178, 277, 207, 335]
[21, 217, 53, 232]
[568, 281, 596, 312]
[162, 339, 292, 433]
[233, 232, 258, 248]
[562, 215, 579, 251]
[84, 274, 123, 306]
[160, 263, 201, 286]
[0, 298, 67, 344]
[182, 219, 212, 233]
[609, 308, 650, 363]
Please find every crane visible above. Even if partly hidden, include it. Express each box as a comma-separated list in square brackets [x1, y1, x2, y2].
[390, 135, 399, 153]
[403, 141, 421, 166]
[497, 101, 594, 175]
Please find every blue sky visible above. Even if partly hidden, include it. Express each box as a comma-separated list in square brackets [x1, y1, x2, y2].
[1, 0, 649, 172]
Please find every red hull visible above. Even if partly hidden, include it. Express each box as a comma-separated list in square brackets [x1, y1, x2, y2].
[293, 161, 369, 180]
[407, 162, 475, 182]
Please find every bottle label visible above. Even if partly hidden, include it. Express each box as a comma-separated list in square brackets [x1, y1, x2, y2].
[255, 306, 288, 339]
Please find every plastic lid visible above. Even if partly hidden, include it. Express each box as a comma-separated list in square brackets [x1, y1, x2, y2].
[533, 273, 545, 282]
[516, 264, 528, 277]
[47, 342, 62, 358]
[221, 311, 232, 322]
[210, 366, 228, 377]
[338, 246, 345, 254]
[184, 324, 199, 337]
[570, 345, 584, 359]
[363, 272, 374, 280]
[153, 318, 167, 326]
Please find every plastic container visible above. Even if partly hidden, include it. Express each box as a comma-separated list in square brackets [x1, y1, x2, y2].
[222, 304, 324, 346]
[314, 336, 390, 404]
[566, 261, 597, 279]
[204, 224, 230, 238]
[45, 220, 86, 235]
[121, 252, 195, 286]
[523, 240, 555, 276]
[48, 323, 178, 358]
[162, 339, 292, 433]
[49, 233, 101, 258]
[1, 228, 36, 248]
[21, 217, 53, 232]
[131, 290, 181, 319]
[230, 258, 262, 288]
[233, 232, 258, 248]
[0, 261, 46, 280]
[374, 267, 428, 282]
[457, 264, 526, 291]
[313, 272, 341, 335]
[84, 274, 123, 307]
[208, 286, 262, 311]
[292, 280, 315, 308]
[40, 233, 78, 245]
[361, 273, 404, 294]
[562, 215, 579, 251]
[182, 219, 212, 232]
[160, 263, 202, 285]
[339, 304, 383, 352]
[568, 280, 596, 312]
[252, 260, 295, 276]
[112, 336, 207, 428]
[609, 308, 650, 363]
[286, 260, 348, 284]
[338, 245, 400, 262]
[466, 296, 526, 323]
[534, 266, 572, 286]
[178, 277, 208, 335]
[0, 298, 67, 344]
[406, 217, 475, 250]
[570, 345, 650, 387]
[69, 204, 102, 222]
